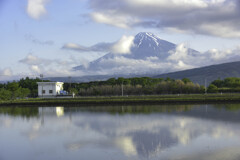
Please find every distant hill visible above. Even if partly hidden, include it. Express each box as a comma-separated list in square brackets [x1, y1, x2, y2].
[154, 61, 240, 85]
[45, 75, 114, 83]
[45, 73, 155, 83]
[47, 61, 240, 85]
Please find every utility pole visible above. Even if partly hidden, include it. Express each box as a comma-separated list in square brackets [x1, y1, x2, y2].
[40, 74, 43, 98]
[68, 76, 72, 88]
[121, 82, 123, 97]
[205, 78, 207, 94]
[68, 76, 72, 96]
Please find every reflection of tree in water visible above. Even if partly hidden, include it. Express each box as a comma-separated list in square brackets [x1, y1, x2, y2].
[0, 107, 39, 118]
[130, 129, 178, 158]
[64, 105, 193, 115]
[214, 104, 240, 112]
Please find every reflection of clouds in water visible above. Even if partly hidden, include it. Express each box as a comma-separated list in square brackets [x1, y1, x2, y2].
[0, 117, 12, 128]
[72, 114, 240, 158]
[130, 129, 178, 157]
[65, 142, 83, 151]
[115, 137, 137, 156]
[14, 111, 240, 158]
[2, 106, 240, 160]
[212, 127, 234, 139]
[64, 136, 137, 155]
[168, 147, 240, 160]
[28, 122, 41, 140]
[202, 147, 240, 160]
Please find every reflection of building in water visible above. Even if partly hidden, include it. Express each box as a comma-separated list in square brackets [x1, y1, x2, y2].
[38, 107, 65, 117]
[56, 107, 64, 117]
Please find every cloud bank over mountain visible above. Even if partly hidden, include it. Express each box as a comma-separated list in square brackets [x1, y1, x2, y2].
[63, 35, 135, 54]
[18, 33, 240, 78]
[72, 32, 240, 76]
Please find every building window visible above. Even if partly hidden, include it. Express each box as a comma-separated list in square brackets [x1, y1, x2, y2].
[49, 90, 53, 94]
[42, 90, 45, 94]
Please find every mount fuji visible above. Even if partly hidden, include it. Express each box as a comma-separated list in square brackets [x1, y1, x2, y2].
[73, 32, 200, 75]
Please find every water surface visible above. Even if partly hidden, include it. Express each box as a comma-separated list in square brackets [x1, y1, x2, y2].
[1, 104, 240, 160]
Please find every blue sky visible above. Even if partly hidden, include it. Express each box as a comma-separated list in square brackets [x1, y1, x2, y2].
[1, 0, 240, 80]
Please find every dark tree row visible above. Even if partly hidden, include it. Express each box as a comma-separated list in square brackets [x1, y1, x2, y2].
[64, 77, 205, 96]
[0, 77, 49, 100]
[208, 77, 240, 93]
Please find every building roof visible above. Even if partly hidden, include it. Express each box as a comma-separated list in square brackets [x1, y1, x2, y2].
[37, 82, 64, 85]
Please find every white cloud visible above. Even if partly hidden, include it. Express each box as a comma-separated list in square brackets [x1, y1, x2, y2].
[19, 54, 50, 65]
[197, 22, 240, 38]
[30, 65, 41, 73]
[91, 12, 139, 29]
[62, 43, 88, 51]
[111, 36, 135, 54]
[168, 43, 189, 61]
[18, 41, 238, 78]
[127, 0, 208, 10]
[62, 35, 134, 54]
[205, 47, 240, 63]
[62, 42, 112, 53]
[85, 56, 176, 75]
[88, 0, 240, 38]
[20, 33, 240, 78]
[19, 54, 84, 77]
[0, 68, 13, 76]
[26, 0, 49, 19]
[0, 68, 14, 81]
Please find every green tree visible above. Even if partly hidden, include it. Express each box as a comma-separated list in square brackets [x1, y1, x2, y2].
[6, 81, 19, 92]
[19, 77, 49, 97]
[68, 88, 78, 95]
[16, 88, 30, 99]
[212, 79, 223, 88]
[106, 78, 116, 85]
[0, 89, 11, 100]
[207, 84, 218, 93]
[182, 78, 192, 84]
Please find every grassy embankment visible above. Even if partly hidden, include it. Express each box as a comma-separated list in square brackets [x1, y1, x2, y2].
[1, 93, 240, 106]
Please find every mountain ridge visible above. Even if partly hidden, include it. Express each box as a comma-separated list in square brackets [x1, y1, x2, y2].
[46, 61, 240, 85]
[154, 61, 240, 85]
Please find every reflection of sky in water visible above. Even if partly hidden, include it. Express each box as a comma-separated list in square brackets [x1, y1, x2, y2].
[0, 105, 240, 160]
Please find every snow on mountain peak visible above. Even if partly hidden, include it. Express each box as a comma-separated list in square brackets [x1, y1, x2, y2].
[134, 32, 162, 47]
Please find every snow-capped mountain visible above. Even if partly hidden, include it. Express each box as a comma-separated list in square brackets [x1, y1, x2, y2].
[129, 32, 177, 59]
[73, 32, 200, 75]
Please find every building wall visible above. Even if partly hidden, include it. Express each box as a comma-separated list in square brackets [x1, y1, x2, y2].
[37, 82, 64, 97]
[55, 83, 63, 94]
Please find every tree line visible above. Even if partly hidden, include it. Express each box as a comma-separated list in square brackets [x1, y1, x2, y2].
[2, 76, 240, 101]
[208, 77, 240, 93]
[0, 77, 49, 101]
[64, 77, 205, 96]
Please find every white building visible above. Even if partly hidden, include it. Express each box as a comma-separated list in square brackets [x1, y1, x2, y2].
[37, 82, 64, 97]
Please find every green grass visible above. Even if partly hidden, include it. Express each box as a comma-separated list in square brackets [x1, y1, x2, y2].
[1, 93, 240, 106]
